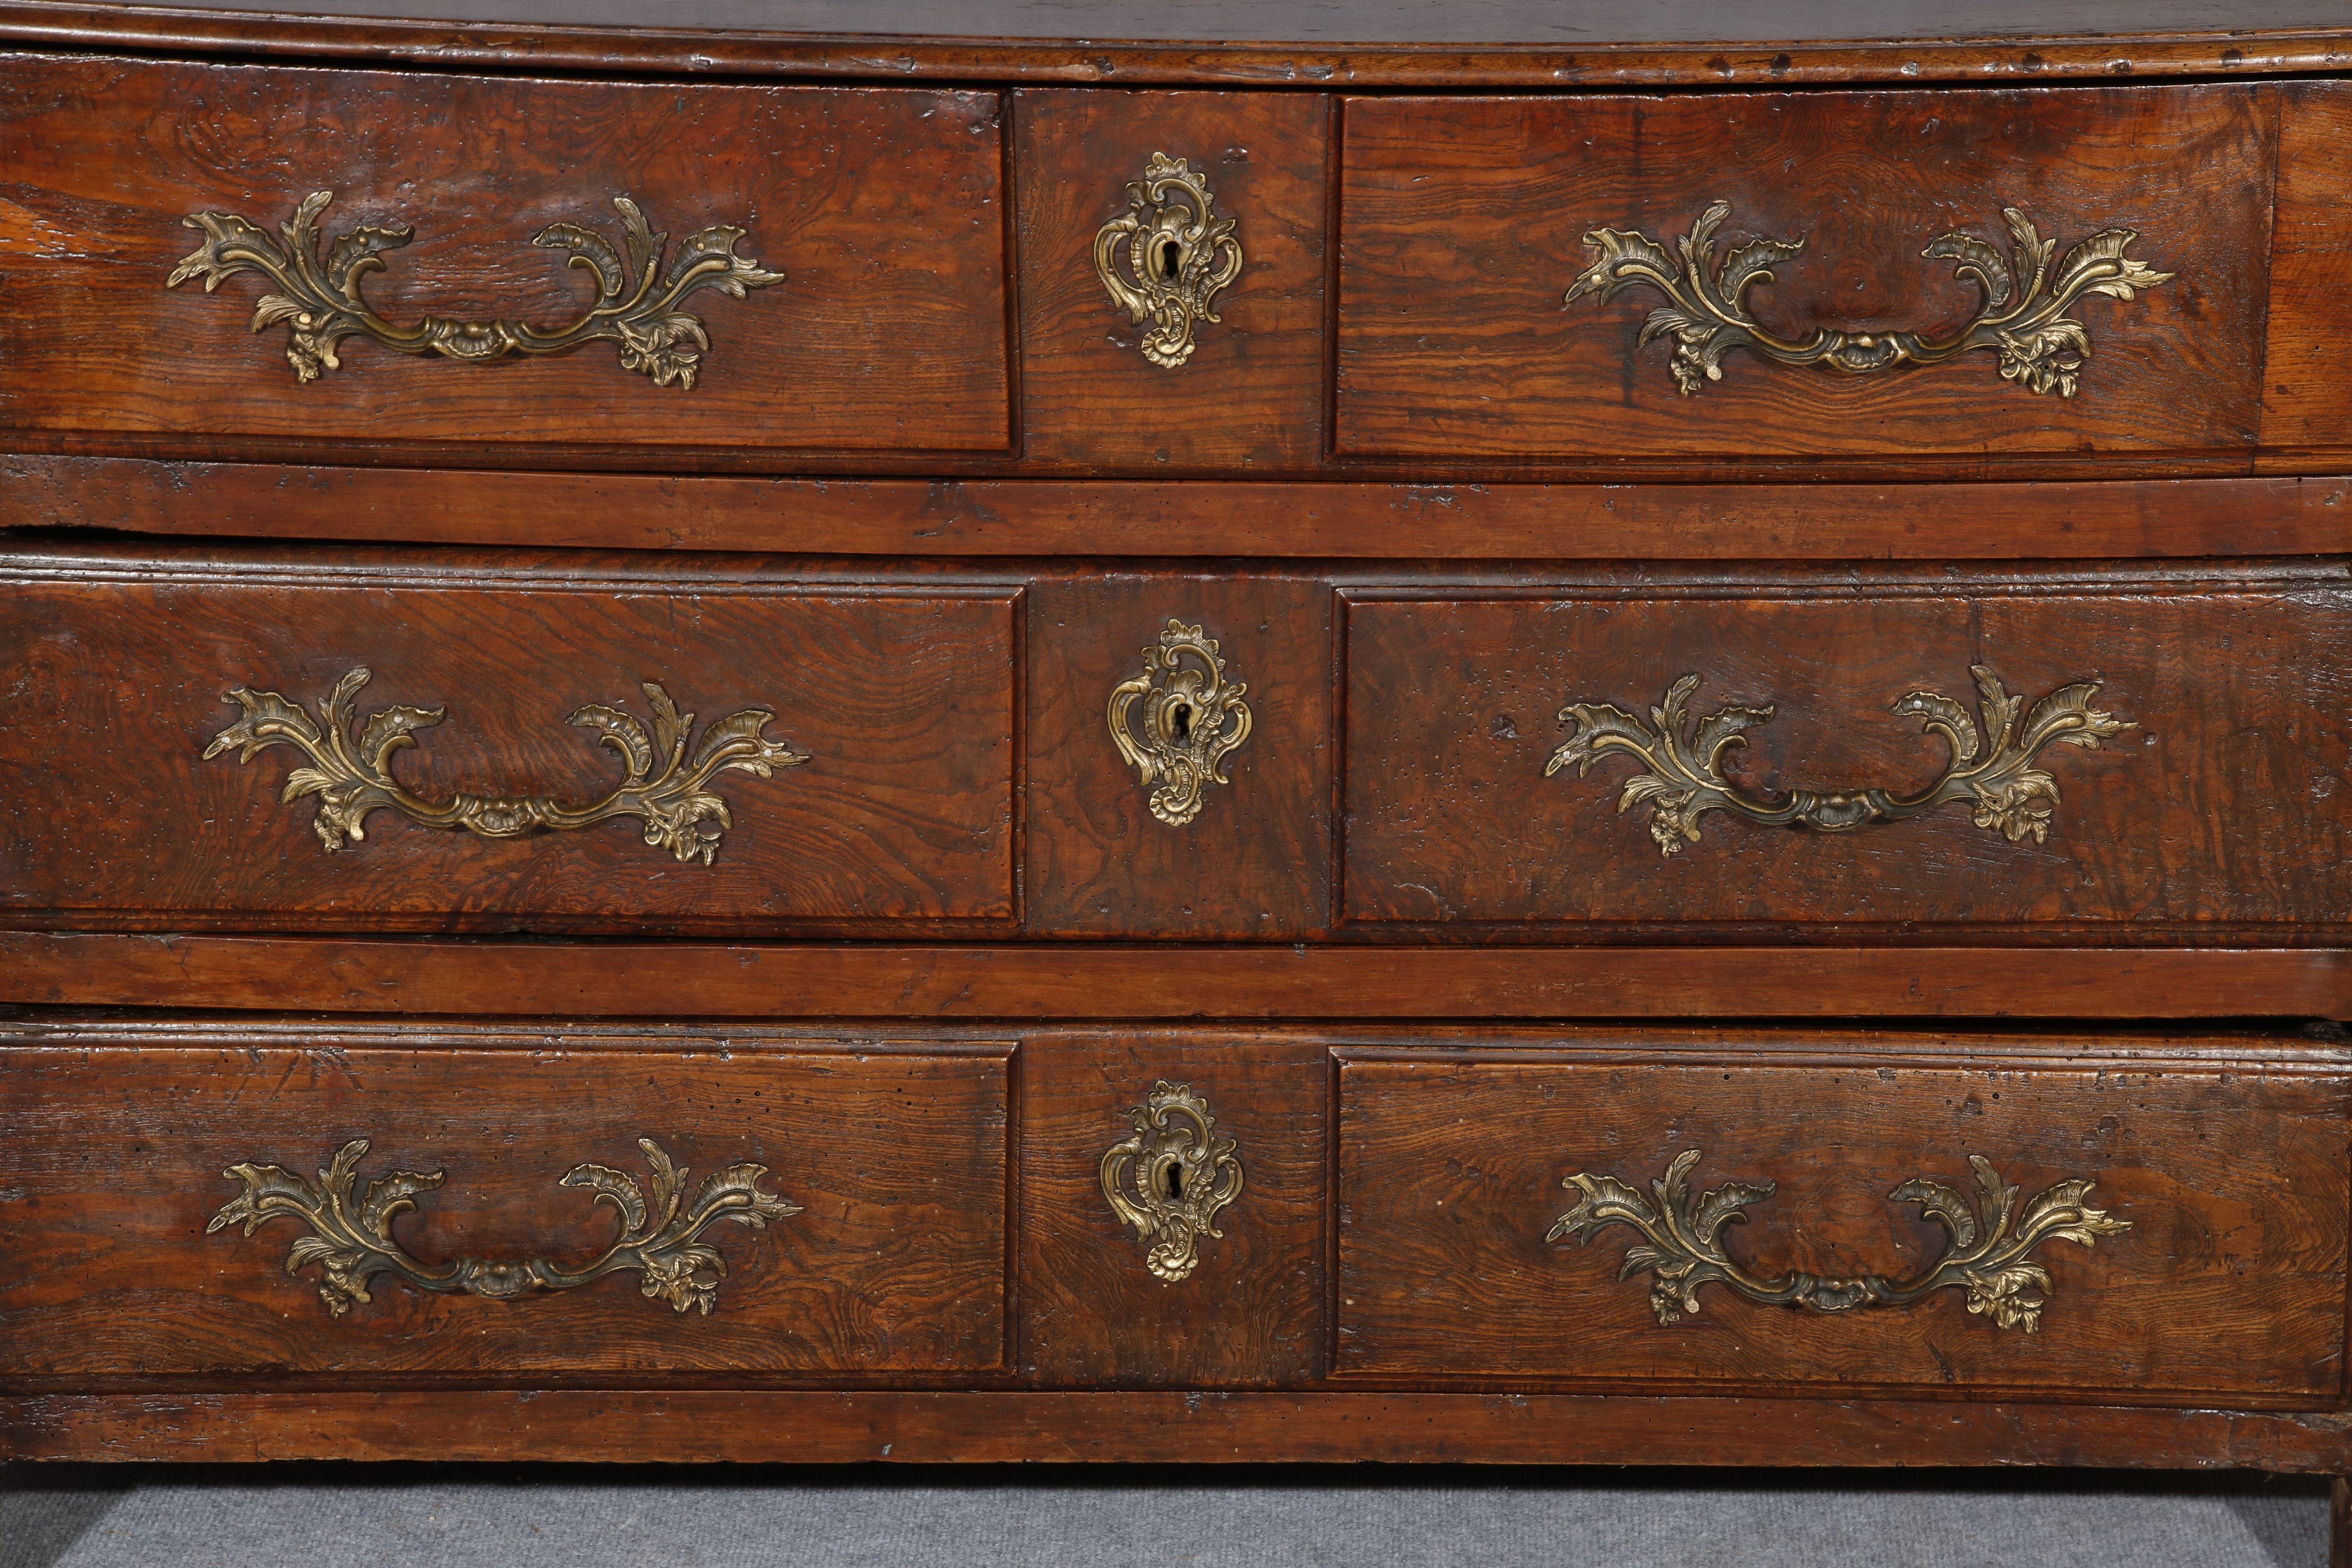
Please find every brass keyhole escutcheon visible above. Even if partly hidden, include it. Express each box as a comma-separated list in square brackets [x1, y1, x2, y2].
[1100, 1081, 1244, 1284]
[1092, 152, 1244, 369]
[1106, 620, 1252, 828]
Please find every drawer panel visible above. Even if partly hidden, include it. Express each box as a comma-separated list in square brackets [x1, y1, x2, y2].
[0, 549, 1017, 932]
[1335, 1038, 2349, 1396]
[0, 1028, 1011, 1378]
[1342, 583, 2352, 934]
[0, 55, 1009, 456]
[1337, 86, 2270, 463]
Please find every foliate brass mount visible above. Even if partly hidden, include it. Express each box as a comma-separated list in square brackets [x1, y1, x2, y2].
[1093, 152, 1244, 368]
[1551, 1149, 2130, 1333]
[1106, 619, 1253, 827]
[208, 1136, 801, 1316]
[203, 667, 809, 863]
[1545, 665, 2132, 856]
[1100, 1081, 1245, 1283]
[167, 190, 783, 386]
[1562, 200, 2172, 397]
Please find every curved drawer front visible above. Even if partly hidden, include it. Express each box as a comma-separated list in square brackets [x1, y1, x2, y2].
[1335, 1045, 2348, 1397]
[1341, 585, 2352, 934]
[1337, 84, 2269, 463]
[0, 550, 1017, 932]
[0, 1031, 1011, 1377]
[0, 54, 1009, 456]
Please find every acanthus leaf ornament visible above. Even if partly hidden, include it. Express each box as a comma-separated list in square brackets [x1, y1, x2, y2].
[1093, 152, 1244, 369]
[1099, 1081, 1245, 1283]
[203, 667, 809, 863]
[1106, 619, 1253, 827]
[167, 190, 783, 387]
[1549, 1149, 2130, 1332]
[1544, 665, 2132, 855]
[1562, 200, 2172, 396]
[207, 1136, 802, 1317]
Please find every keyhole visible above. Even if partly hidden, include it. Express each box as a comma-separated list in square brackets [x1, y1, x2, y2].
[1156, 239, 1182, 281]
[1164, 1164, 1185, 1199]
[1169, 702, 1193, 743]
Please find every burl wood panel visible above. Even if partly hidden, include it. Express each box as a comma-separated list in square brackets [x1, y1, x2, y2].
[2260, 81, 2352, 460]
[1342, 584, 2352, 934]
[0, 55, 1009, 454]
[0, 1030, 1011, 1378]
[1015, 90, 1327, 469]
[1336, 1042, 2349, 1396]
[1017, 1034, 1327, 1386]
[1025, 573, 1331, 937]
[1338, 86, 2273, 463]
[0, 547, 1017, 932]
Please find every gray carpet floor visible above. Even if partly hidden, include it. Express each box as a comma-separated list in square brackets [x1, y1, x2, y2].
[0, 1465, 2330, 1567]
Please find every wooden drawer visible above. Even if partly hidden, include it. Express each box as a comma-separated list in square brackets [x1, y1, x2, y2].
[0, 55, 1009, 458]
[0, 547, 1017, 933]
[1342, 576, 2352, 937]
[0, 1025, 1012, 1379]
[1337, 85, 2271, 465]
[1335, 1035, 2349, 1398]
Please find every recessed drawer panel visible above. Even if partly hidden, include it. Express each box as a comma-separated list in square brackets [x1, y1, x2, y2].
[1341, 582, 2352, 935]
[0, 1028, 1012, 1378]
[0, 548, 1017, 932]
[1335, 1038, 2349, 1397]
[1337, 85, 2270, 464]
[0, 55, 1009, 457]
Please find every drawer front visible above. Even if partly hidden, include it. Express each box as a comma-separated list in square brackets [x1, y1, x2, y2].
[0, 1030, 1011, 1377]
[1336, 1041, 2349, 1396]
[1342, 583, 2352, 934]
[0, 550, 1017, 931]
[1337, 85, 2269, 463]
[0, 55, 1008, 456]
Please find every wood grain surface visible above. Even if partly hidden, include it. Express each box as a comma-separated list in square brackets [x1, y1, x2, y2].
[1339, 86, 2274, 465]
[0, 54, 1009, 456]
[1336, 1043, 2349, 1397]
[2260, 81, 2352, 462]
[0, 1031, 1012, 1379]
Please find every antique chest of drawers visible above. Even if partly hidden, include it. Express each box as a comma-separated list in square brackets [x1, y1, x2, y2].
[2, 0, 2351, 1522]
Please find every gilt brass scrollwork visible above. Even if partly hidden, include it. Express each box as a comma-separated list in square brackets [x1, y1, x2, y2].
[167, 191, 782, 386]
[1093, 152, 1244, 368]
[203, 667, 808, 863]
[208, 1136, 800, 1316]
[1550, 1149, 2130, 1333]
[1563, 200, 2171, 397]
[1545, 665, 2132, 856]
[1106, 619, 1253, 827]
[1100, 1081, 1244, 1283]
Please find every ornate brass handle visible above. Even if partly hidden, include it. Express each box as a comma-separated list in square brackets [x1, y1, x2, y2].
[1107, 619, 1253, 828]
[1100, 1081, 1244, 1283]
[204, 667, 808, 863]
[208, 1136, 800, 1316]
[1563, 200, 2171, 397]
[167, 191, 782, 386]
[1093, 153, 1243, 369]
[1550, 1149, 2129, 1333]
[1545, 665, 2131, 856]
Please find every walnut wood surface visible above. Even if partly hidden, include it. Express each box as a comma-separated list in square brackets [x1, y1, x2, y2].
[14, 458, 2352, 560]
[1015, 91, 1328, 470]
[1338, 86, 2273, 466]
[1016, 1034, 1327, 1386]
[0, 551, 1017, 932]
[1337, 1047, 2348, 1397]
[0, 55, 1010, 456]
[0, 1036, 1012, 1378]
[2260, 81, 2352, 464]
[1342, 587, 2352, 935]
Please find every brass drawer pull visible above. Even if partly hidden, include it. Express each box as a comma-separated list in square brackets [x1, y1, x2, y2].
[1563, 200, 2171, 397]
[1100, 1081, 1244, 1283]
[208, 1136, 800, 1317]
[167, 190, 783, 387]
[1545, 664, 2131, 856]
[1093, 152, 1243, 369]
[1551, 1149, 2129, 1332]
[204, 666, 808, 863]
[1107, 619, 1252, 827]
